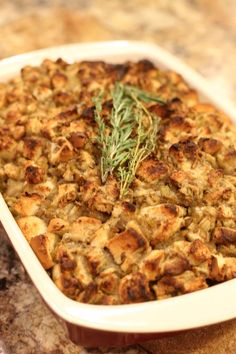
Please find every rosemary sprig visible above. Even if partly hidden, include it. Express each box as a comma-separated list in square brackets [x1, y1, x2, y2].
[123, 84, 165, 105]
[118, 109, 159, 198]
[93, 82, 163, 198]
[94, 84, 136, 183]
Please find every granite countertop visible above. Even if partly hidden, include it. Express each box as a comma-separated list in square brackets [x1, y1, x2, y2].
[0, 1, 236, 353]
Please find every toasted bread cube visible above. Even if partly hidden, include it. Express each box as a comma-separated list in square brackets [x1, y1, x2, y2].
[90, 223, 110, 248]
[74, 255, 93, 287]
[162, 255, 189, 276]
[30, 232, 58, 269]
[69, 217, 102, 242]
[136, 159, 169, 183]
[154, 271, 207, 299]
[13, 194, 42, 216]
[106, 221, 148, 265]
[85, 176, 119, 214]
[188, 239, 212, 264]
[58, 183, 77, 207]
[77, 283, 103, 304]
[25, 179, 56, 197]
[51, 72, 68, 89]
[6, 179, 24, 197]
[17, 216, 47, 242]
[23, 137, 43, 160]
[198, 137, 222, 155]
[213, 227, 236, 245]
[141, 250, 165, 281]
[4, 163, 20, 180]
[69, 131, 87, 149]
[217, 148, 236, 174]
[210, 255, 236, 281]
[47, 218, 69, 235]
[49, 138, 74, 164]
[24, 164, 44, 184]
[52, 264, 80, 298]
[119, 272, 152, 304]
[85, 247, 113, 276]
[139, 204, 185, 245]
[0, 136, 17, 160]
[97, 268, 120, 295]
[140, 203, 185, 220]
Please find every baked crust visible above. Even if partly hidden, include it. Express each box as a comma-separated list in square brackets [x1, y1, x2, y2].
[1, 58, 236, 304]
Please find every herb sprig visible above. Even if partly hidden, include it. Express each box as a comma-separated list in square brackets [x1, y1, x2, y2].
[94, 83, 163, 198]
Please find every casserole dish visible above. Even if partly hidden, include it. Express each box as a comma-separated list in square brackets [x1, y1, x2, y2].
[0, 40, 236, 347]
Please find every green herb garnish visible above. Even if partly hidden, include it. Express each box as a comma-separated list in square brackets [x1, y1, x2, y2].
[93, 83, 163, 198]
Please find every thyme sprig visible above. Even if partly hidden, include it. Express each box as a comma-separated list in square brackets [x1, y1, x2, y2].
[93, 83, 163, 198]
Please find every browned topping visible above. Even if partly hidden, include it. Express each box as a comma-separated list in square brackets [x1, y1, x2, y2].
[61, 276, 80, 298]
[97, 269, 120, 295]
[53, 91, 75, 106]
[163, 256, 189, 276]
[106, 63, 130, 81]
[154, 271, 208, 299]
[69, 131, 88, 149]
[25, 165, 44, 184]
[1, 58, 236, 305]
[47, 218, 68, 234]
[23, 137, 42, 160]
[149, 103, 169, 118]
[169, 140, 198, 161]
[59, 252, 77, 271]
[30, 233, 55, 270]
[107, 225, 148, 265]
[137, 159, 168, 182]
[137, 59, 155, 72]
[189, 239, 211, 263]
[0, 136, 17, 160]
[119, 272, 152, 304]
[198, 137, 222, 155]
[163, 204, 179, 217]
[213, 227, 236, 244]
[209, 256, 236, 282]
[142, 250, 165, 281]
[51, 72, 68, 89]
[122, 201, 136, 213]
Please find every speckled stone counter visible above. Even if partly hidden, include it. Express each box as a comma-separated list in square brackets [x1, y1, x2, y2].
[0, 1, 236, 353]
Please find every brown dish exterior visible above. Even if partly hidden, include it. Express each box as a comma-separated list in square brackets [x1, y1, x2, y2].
[0, 58, 236, 306]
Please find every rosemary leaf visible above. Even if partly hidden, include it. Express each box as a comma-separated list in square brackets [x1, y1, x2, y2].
[124, 84, 165, 104]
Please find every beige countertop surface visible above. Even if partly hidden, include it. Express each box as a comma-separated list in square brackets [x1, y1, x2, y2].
[0, 1, 236, 353]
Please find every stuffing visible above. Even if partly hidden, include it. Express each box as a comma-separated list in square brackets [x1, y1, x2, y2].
[1, 58, 235, 305]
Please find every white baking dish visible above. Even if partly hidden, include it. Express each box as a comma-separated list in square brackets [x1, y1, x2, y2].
[0, 41, 236, 347]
